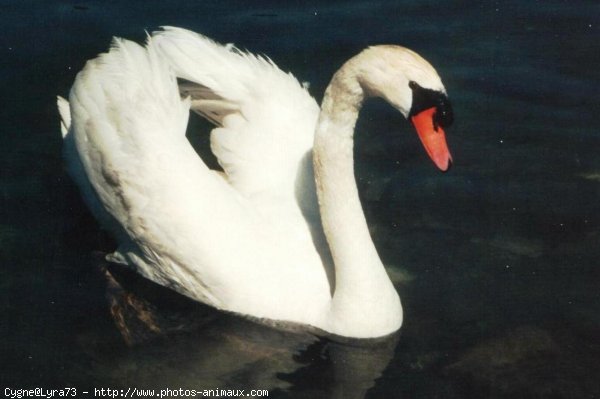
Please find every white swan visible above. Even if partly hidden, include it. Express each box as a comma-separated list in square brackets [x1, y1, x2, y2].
[57, 27, 453, 339]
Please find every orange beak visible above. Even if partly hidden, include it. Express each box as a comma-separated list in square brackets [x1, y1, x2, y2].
[411, 107, 452, 171]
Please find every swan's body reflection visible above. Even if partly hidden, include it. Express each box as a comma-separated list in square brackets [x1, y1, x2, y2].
[92, 262, 398, 398]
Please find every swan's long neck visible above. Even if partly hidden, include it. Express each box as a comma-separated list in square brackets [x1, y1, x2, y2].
[314, 62, 402, 338]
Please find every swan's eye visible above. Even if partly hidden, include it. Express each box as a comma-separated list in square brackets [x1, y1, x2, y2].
[409, 82, 453, 130]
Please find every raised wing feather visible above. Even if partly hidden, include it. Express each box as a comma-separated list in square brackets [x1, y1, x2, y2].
[63, 34, 332, 319]
[67, 38, 270, 307]
[152, 27, 321, 215]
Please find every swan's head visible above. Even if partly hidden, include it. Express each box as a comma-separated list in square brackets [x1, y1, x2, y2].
[352, 45, 454, 171]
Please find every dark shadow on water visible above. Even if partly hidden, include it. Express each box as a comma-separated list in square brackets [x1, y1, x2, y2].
[95, 261, 399, 399]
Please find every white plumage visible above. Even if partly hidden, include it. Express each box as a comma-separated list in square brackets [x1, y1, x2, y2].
[58, 27, 450, 338]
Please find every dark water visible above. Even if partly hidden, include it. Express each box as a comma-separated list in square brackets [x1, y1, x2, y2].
[2, 1, 599, 397]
